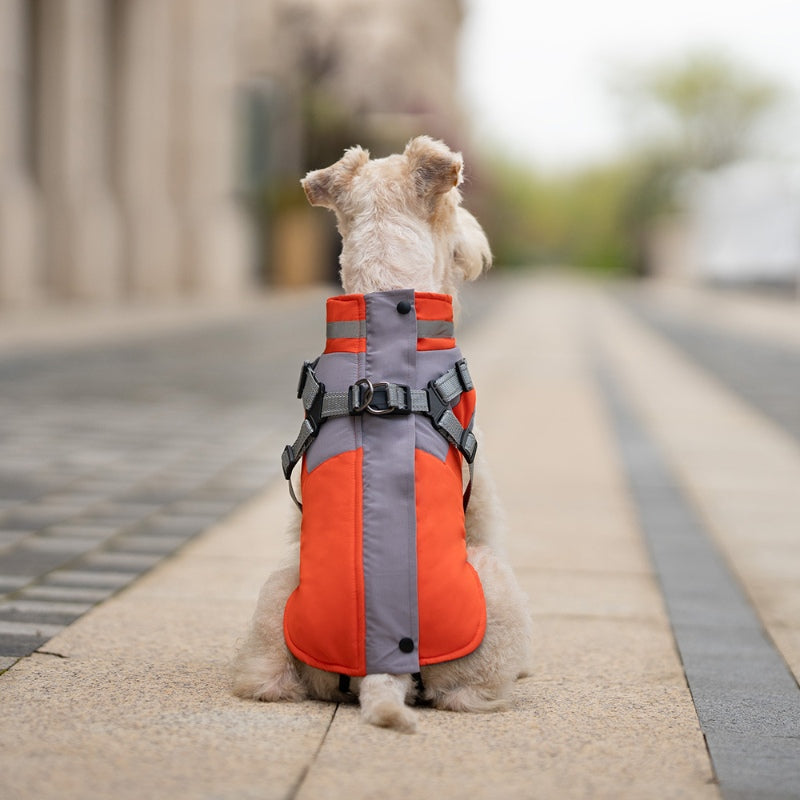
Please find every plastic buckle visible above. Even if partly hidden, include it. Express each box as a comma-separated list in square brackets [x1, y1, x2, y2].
[296, 361, 313, 400]
[368, 383, 411, 415]
[281, 444, 295, 479]
[426, 379, 449, 428]
[460, 430, 478, 464]
[455, 359, 473, 392]
[306, 384, 325, 430]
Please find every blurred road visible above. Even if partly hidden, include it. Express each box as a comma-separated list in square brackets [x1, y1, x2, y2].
[1, 272, 799, 799]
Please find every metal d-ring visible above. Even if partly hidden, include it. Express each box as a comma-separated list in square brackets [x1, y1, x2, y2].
[352, 378, 373, 414]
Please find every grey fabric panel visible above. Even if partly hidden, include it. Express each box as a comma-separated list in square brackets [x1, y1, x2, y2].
[305, 351, 363, 473]
[362, 290, 420, 674]
[417, 319, 454, 339]
[414, 347, 466, 462]
[326, 320, 366, 339]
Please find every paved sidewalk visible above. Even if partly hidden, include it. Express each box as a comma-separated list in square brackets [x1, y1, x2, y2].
[1, 274, 799, 799]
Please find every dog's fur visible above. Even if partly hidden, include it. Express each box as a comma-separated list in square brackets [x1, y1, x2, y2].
[232, 136, 532, 733]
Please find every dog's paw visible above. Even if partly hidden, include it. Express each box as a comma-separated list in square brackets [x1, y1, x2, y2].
[361, 701, 417, 734]
[251, 677, 306, 703]
[232, 658, 306, 703]
[427, 685, 508, 713]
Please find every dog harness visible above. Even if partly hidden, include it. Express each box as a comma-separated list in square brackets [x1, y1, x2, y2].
[281, 289, 486, 677]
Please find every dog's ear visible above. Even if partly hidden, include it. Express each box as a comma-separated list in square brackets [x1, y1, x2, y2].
[301, 146, 370, 210]
[454, 207, 493, 282]
[405, 136, 463, 202]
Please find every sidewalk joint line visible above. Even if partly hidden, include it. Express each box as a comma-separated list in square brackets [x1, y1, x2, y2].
[285, 702, 340, 800]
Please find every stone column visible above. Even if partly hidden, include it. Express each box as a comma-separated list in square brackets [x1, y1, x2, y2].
[37, 0, 122, 301]
[0, 0, 42, 305]
[170, 0, 252, 297]
[114, 0, 180, 299]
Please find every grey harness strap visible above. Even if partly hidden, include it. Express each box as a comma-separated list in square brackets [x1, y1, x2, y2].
[282, 359, 478, 511]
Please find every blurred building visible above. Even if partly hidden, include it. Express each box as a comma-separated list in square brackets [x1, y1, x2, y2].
[684, 162, 800, 288]
[645, 162, 800, 291]
[0, 0, 467, 308]
[236, 0, 467, 286]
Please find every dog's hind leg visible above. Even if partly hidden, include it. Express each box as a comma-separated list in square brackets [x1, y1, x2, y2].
[231, 564, 306, 702]
[358, 674, 417, 734]
[422, 545, 532, 712]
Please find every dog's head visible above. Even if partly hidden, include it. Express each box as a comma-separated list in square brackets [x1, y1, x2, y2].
[301, 136, 492, 297]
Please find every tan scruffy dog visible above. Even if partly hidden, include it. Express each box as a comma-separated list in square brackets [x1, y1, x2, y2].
[232, 136, 531, 733]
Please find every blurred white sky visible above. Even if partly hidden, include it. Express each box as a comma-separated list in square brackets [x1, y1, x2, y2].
[459, 0, 800, 170]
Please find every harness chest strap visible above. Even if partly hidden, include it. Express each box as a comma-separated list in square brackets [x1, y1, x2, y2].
[281, 358, 478, 511]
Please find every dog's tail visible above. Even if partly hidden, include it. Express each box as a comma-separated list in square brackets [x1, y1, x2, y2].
[358, 673, 417, 734]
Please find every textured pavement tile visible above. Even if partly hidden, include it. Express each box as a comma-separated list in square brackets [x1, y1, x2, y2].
[21, 586, 115, 603]
[0, 574, 32, 593]
[0, 475, 61, 502]
[38, 492, 108, 509]
[0, 531, 29, 550]
[167, 499, 242, 517]
[21, 536, 106, 553]
[0, 547, 78, 577]
[0, 505, 80, 530]
[46, 524, 124, 539]
[107, 534, 190, 554]
[43, 570, 138, 588]
[81, 553, 164, 571]
[0, 600, 94, 617]
[85, 503, 163, 521]
[0, 634, 51, 657]
[0, 619, 64, 637]
[133, 514, 220, 539]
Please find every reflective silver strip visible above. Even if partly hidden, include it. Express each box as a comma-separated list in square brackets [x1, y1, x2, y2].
[326, 320, 366, 339]
[417, 319, 454, 339]
[328, 319, 453, 340]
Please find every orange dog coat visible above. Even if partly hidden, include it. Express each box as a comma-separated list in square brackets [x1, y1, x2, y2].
[283, 289, 486, 677]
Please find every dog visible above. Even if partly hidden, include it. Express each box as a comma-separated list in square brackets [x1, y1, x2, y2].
[232, 136, 531, 733]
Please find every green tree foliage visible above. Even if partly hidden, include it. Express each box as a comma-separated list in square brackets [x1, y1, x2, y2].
[479, 50, 784, 274]
[617, 50, 782, 170]
[475, 156, 634, 274]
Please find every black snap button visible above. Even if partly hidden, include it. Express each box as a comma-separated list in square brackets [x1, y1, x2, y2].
[396, 300, 412, 315]
[398, 637, 415, 653]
